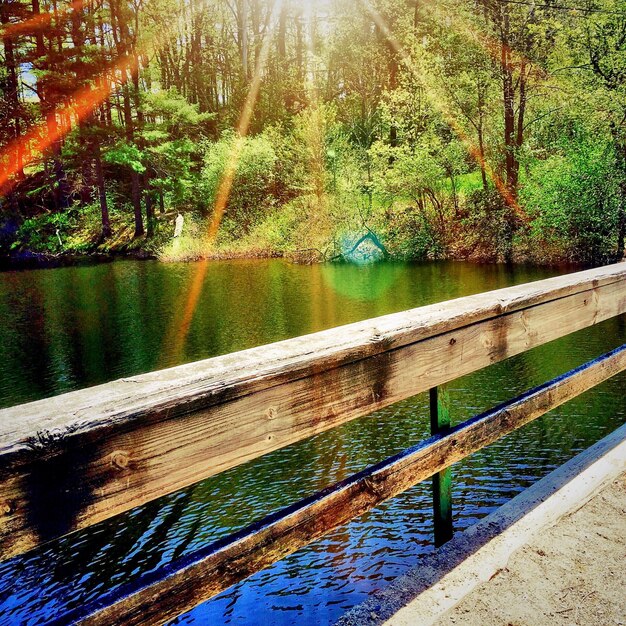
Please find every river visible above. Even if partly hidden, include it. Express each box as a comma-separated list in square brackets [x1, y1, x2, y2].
[0, 259, 624, 625]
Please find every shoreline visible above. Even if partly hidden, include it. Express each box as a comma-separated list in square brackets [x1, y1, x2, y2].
[0, 248, 591, 272]
[0, 250, 156, 272]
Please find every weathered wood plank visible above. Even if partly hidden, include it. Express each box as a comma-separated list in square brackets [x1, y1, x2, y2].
[55, 344, 626, 626]
[1, 264, 625, 561]
[3, 264, 625, 450]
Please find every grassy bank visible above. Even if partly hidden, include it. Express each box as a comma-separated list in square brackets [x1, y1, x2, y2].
[4, 165, 623, 269]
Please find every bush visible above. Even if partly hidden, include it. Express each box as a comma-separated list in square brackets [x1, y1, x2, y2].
[384, 205, 445, 260]
[11, 211, 77, 253]
[458, 189, 517, 262]
[200, 132, 277, 236]
[369, 137, 452, 258]
[521, 140, 622, 265]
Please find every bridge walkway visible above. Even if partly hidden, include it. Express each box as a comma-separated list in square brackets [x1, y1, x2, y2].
[432, 471, 625, 626]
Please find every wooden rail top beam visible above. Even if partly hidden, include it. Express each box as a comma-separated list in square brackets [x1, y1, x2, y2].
[1, 262, 625, 560]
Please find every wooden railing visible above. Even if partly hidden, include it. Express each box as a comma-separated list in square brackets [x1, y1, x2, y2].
[1, 263, 626, 625]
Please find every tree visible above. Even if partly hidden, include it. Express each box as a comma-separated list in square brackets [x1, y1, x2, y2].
[582, 3, 626, 257]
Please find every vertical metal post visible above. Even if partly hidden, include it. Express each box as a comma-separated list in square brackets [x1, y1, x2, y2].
[430, 385, 453, 546]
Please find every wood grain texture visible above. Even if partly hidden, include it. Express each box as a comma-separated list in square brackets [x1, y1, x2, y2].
[63, 344, 626, 626]
[1, 263, 626, 561]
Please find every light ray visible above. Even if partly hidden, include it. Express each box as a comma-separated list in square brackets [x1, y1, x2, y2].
[360, 0, 528, 220]
[0, 0, 199, 196]
[429, 0, 548, 80]
[0, 54, 140, 195]
[206, 7, 278, 241]
[161, 0, 284, 365]
[406, 0, 550, 85]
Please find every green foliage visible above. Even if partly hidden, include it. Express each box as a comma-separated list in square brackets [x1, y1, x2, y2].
[521, 140, 622, 265]
[443, 170, 484, 195]
[459, 189, 517, 262]
[148, 138, 197, 208]
[370, 140, 446, 208]
[245, 201, 305, 252]
[158, 214, 209, 262]
[9, 200, 150, 255]
[200, 132, 277, 236]
[103, 142, 146, 174]
[384, 205, 445, 260]
[11, 211, 77, 253]
[3, 0, 625, 266]
[142, 89, 214, 132]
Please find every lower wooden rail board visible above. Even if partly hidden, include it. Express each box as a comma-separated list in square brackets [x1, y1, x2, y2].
[47, 344, 625, 626]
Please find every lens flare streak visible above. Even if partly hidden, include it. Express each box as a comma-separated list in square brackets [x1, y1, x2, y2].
[0, 55, 139, 196]
[162, 0, 284, 364]
[360, 0, 528, 221]
[0, 0, 86, 40]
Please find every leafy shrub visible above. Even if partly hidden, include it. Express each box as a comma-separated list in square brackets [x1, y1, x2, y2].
[103, 141, 146, 174]
[12, 211, 77, 253]
[521, 140, 622, 265]
[200, 132, 277, 236]
[369, 138, 452, 258]
[385, 205, 445, 260]
[459, 189, 518, 262]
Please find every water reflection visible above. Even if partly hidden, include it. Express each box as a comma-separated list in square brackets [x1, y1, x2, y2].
[0, 260, 624, 626]
[0, 259, 560, 408]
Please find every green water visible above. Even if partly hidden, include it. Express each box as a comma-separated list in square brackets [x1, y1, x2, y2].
[0, 258, 562, 408]
[0, 259, 624, 626]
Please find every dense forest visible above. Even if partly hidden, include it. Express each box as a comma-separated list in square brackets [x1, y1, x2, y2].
[0, 0, 624, 265]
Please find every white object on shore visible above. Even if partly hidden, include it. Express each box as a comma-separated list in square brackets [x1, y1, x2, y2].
[56, 228, 62, 247]
[174, 213, 184, 238]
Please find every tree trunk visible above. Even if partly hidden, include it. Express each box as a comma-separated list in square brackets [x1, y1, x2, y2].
[1, 2, 24, 181]
[278, 4, 287, 60]
[119, 73, 143, 237]
[511, 58, 527, 194]
[94, 139, 111, 239]
[32, 0, 68, 209]
[478, 124, 488, 190]
[616, 138, 626, 259]
[477, 85, 489, 190]
[111, 0, 144, 237]
[144, 171, 155, 237]
[296, 13, 304, 83]
[501, 6, 517, 201]
[240, 0, 249, 79]
[132, 51, 149, 238]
